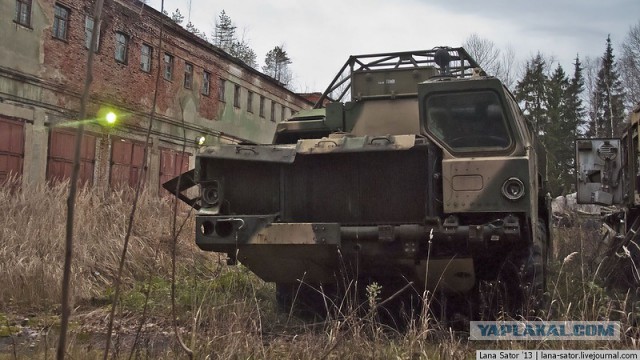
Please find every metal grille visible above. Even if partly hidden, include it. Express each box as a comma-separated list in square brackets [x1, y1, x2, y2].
[214, 149, 430, 225]
[283, 150, 429, 224]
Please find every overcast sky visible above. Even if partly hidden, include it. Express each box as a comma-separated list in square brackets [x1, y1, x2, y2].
[147, 0, 639, 93]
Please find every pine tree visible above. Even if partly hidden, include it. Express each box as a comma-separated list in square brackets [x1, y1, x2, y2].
[213, 10, 236, 53]
[212, 10, 258, 69]
[565, 55, 586, 138]
[545, 65, 571, 195]
[559, 56, 587, 193]
[515, 54, 587, 195]
[231, 41, 258, 68]
[262, 46, 292, 86]
[186, 21, 208, 41]
[171, 8, 184, 25]
[589, 35, 626, 137]
[515, 53, 549, 135]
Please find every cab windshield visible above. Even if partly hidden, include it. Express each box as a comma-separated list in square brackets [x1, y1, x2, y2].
[426, 91, 512, 152]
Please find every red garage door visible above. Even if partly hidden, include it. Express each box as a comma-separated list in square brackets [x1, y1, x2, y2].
[159, 148, 190, 195]
[0, 117, 24, 183]
[110, 138, 146, 189]
[47, 130, 96, 185]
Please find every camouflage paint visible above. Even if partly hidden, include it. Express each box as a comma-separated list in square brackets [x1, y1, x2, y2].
[347, 98, 420, 136]
[178, 49, 551, 300]
[442, 157, 531, 213]
[296, 134, 418, 154]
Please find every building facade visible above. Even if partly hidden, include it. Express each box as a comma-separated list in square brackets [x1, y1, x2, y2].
[0, 0, 312, 191]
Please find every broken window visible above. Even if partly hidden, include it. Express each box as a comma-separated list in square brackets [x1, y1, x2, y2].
[202, 71, 211, 96]
[15, 0, 31, 27]
[259, 96, 265, 117]
[163, 53, 174, 80]
[52, 4, 69, 40]
[184, 63, 193, 89]
[114, 32, 128, 63]
[218, 78, 226, 101]
[270, 100, 276, 122]
[233, 84, 241, 108]
[247, 91, 253, 113]
[84, 16, 100, 51]
[140, 43, 152, 72]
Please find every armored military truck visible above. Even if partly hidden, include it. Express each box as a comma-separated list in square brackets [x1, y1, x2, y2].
[166, 47, 551, 319]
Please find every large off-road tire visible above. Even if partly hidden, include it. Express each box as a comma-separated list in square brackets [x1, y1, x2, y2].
[517, 220, 548, 318]
[478, 220, 548, 320]
[275, 283, 332, 319]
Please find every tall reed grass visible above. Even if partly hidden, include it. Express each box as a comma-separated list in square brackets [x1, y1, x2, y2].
[0, 180, 202, 310]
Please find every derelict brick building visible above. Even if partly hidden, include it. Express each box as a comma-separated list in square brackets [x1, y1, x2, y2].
[0, 0, 312, 191]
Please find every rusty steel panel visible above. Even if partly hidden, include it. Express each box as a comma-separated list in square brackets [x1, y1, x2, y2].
[47, 130, 96, 185]
[110, 138, 146, 189]
[159, 148, 190, 195]
[0, 117, 25, 183]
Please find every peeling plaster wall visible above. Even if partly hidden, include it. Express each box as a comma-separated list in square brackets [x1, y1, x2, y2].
[0, 0, 312, 189]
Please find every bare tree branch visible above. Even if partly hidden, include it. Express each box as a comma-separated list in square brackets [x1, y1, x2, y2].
[57, 0, 105, 358]
[102, 1, 167, 358]
[463, 33, 501, 75]
[463, 34, 518, 90]
[621, 21, 640, 107]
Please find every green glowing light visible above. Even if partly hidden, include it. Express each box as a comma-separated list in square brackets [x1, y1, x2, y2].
[106, 112, 117, 124]
[197, 136, 206, 146]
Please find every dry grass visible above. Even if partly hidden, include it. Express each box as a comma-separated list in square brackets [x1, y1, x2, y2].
[550, 226, 640, 333]
[0, 183, 638, 359]
[0, 180, 203, 310]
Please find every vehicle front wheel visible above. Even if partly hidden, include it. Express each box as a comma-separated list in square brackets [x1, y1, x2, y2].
[275, 282, 333, 319]
[510, 220, 548, 318]
[478, 220, 548, 320]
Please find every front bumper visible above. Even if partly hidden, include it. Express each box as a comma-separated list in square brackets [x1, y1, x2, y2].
[196, 214, 521, 250]
[196, 214, 522, 292]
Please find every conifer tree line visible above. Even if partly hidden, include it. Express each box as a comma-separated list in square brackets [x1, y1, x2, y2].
[466, 22, 639, 196]
[164, 8, 293, 88]
[514, 52, 589, 196]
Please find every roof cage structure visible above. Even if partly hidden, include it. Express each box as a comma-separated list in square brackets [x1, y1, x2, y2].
[313, 47, 482, 108]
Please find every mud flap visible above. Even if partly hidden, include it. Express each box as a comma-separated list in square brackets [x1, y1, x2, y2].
[162, 169, 200, 210]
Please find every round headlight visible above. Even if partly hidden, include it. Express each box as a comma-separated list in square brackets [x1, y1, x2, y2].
[501, 177, 525, 200]
[202, 182, 220, 206]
